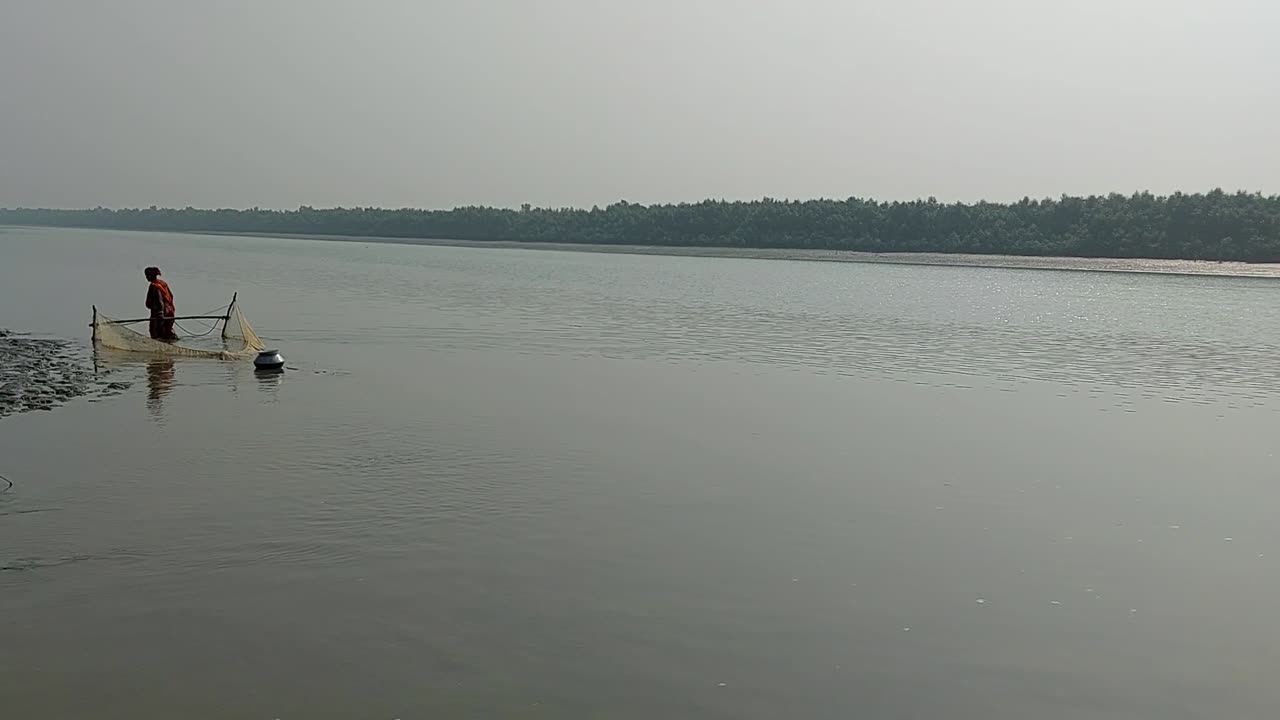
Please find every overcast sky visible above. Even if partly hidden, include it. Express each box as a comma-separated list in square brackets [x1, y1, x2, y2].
[2, 0, 1276, 209]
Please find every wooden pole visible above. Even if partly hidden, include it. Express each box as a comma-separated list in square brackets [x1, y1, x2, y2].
[88, 293, 241, 327]
[89, 314, 230, 326]
[225, 293, 237, 338]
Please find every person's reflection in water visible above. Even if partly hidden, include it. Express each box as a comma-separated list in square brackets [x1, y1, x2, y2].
[145, 358, 176, 420]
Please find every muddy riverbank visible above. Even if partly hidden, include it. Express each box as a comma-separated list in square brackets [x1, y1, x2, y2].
[0, 331, 129, 419]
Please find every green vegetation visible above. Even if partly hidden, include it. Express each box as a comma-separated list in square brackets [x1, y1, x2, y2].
[5, 190, 1280, 261]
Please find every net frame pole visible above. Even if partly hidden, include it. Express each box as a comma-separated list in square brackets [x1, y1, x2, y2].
[89, 293, 240, 328]
[224, 293, 237, 340]
[89, 314, 231, 326]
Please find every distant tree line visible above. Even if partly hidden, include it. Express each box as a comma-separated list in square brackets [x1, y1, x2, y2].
[4, 190, 1280, 261]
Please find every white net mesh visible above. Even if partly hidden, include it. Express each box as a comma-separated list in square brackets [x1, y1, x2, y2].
[93, 299, 266, 360]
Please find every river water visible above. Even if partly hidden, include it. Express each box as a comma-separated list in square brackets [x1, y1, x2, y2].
[2, 226, 1280, 719]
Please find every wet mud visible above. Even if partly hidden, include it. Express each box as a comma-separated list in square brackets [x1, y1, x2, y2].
[0, 330, 130, 420]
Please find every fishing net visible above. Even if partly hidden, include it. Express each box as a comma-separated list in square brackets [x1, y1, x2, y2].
[92, 298, 266, 360]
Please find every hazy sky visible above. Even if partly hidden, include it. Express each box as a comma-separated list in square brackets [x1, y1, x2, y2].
[2, 0, 1277, 209]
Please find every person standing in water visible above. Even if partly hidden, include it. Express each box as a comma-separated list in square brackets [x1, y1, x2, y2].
[144, 266, 178, 340]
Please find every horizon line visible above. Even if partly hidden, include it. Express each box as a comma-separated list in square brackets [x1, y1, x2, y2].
[5, 188, 1280, 213]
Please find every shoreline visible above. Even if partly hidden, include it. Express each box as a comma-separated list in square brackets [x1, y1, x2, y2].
[11, 224, 1280, 279]
[6, 224, 1280, 279]
[0, 332, 130, 421]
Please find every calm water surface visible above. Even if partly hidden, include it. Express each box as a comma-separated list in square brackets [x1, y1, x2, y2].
[2, 226, 1280, 718]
